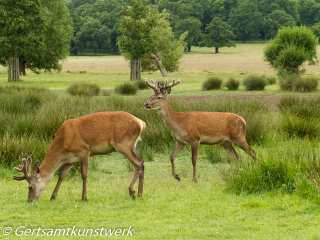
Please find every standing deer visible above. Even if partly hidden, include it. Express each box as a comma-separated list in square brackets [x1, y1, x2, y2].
[13, 112, 146, 202]
[144, 78, 256, 182]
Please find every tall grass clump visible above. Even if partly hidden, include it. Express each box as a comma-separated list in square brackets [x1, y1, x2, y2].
[265, 76, 276, 85]
[223, 140, 320, 200]
[67, 82, 100, 97]
[278, 96, 320, 138]
[225, 77, 239, 90]
[280, 76, 318, 92]
[134, 80, 148, 90]
[202, 76, 223, 90]
[115, 82, 137, 95]
[243, 75, 267, 90]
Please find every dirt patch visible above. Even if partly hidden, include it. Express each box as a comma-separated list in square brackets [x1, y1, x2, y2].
[175, 94, 319, 112]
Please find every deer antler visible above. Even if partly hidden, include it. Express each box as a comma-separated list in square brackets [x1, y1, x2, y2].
[13, 156, 32, 182]
[160, 79, 181, 91]
[145, 78, 160, 92]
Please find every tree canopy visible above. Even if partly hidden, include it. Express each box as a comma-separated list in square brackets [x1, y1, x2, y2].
[0, 0, 73, 74]
[203, 17, 236, 53]
[264, 26, 318, 75]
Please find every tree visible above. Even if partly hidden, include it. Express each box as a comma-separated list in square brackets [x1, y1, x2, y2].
[203, 17, 235, 53]
[0, 0, 73, 76]
[311, 22, 320, 43]
[75, 17, 111, 55]
[298, 0, 320, 26]
[141, 14, 186, 76]
[263, 10, 296, 39]
[264, 26, 318, 75]
[175, 17, 202, 52]
[228, 0, 263, 42]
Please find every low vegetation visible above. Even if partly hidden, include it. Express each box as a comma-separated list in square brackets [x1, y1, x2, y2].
[280, 75, 318, 92]
[66, 82, 100, 97]
[243, 75, 267, 90]
[114, 82, 137, 95]
[225, 77, 240, 90]
[202, 76, 223, 90]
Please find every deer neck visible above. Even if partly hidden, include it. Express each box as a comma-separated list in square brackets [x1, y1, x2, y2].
[158, 100, 182, 131]
[38, 146, 64, 184]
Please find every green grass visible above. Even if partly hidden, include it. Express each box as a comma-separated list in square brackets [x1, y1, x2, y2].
[1, 154, 320, 239]
[1, 44, 320, 239]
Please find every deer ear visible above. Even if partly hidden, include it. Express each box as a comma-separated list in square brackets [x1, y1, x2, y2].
[33, 163, 40, 174]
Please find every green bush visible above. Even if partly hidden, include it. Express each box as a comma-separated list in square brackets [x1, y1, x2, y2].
[134, 80, 148, 90]
[243, 76, 267, 90]
[265, 76, 276, 85]
[225, 77, 240, 90]
[202, 76, 223, 90]
[67, 82, 100, 97]
[280, 76, 318, 92]
[115, 83, 137, 95]
[293, 77, 318, 92]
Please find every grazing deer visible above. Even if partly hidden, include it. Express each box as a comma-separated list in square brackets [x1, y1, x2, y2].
[13, 112, 146, 202]
[144, 78, 256, 182]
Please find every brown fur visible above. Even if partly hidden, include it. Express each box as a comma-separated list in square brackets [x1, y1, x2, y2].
[14, 111, 146, 202]
[145, 79, 256, 182]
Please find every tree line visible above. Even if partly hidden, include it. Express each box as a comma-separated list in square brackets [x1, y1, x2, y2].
[68, 0, 320, 55]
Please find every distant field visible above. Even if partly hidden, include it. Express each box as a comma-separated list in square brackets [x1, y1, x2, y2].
[1, 43, 320, 75]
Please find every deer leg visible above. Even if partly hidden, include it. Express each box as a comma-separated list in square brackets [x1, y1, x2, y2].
[116, 145, 144, 199]
[50, 164, 72, 200]
[221, 142, 238, 160]
[233, 138, 257, 160]
[80, 152, 90, 201]
[190, 142, 199, 183]
[170, 142, 185, 181]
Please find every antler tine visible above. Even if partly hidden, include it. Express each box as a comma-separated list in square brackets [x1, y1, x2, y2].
[145, 78, 159, 91]
[165, 78, 181, 89]
[13, 158, 31, 181]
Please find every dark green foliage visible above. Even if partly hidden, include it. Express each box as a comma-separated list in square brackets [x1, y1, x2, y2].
[278, 96, 320, 138]
[243, 76, 267, 90]
[225, 77, 239, 90]
[264, 26, 318, 75]
[280, 76, 318, 92]
[265, 76, 276, 85]
[202, 76, 223, 90]
[264, 10, 296, 39]
[67, 82, 100, 97]
[134, 80, 149, 90]
[0, 0, 73, 73]
[203, 17, 235, 53]
[115, 83, 137, 95]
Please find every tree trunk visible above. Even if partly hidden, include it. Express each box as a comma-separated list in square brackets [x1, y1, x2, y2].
[188, 45, 191, 52]
[130, 59, 141, 80]
[19, 57, 26, 76]
[215, 47, 219, 54]
[184, 47, 188, 54]
[150, 53, 169, 77]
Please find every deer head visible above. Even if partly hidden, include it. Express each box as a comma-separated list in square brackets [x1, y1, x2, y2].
[13, 156, 44, 202]
[144, 78, 181, 110]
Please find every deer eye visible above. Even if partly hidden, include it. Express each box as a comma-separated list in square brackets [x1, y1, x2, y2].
[158, 97, 162, 100]
[28, 185, 34, 190]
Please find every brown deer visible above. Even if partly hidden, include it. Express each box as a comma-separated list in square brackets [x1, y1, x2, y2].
[144, 78, 256, 182]
[13, 112, 146, 202]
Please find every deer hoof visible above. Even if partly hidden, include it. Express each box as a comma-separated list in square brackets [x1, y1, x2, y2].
[130, 190, 136, 200]
[174, 174, 181, 181]
[50, 196, 56, 201]
[82, 197, 87, 202]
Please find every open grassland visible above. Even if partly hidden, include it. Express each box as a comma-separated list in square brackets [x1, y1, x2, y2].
[0, 43, 320, 239]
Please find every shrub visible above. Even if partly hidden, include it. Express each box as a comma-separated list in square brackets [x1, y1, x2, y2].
[243, 76, 267, 90]
[293, 77, 318, 92]
[280, 76, 318, 92]
[265, 76, 276, 85]
[225, 77, 240, 90]
[115, 83, 137, 95]
[203, 76, 223, 90]
[67, 82, 100, 97]
[134, 80, 148, 90]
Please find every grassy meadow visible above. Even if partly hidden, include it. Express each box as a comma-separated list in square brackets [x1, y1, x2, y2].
[0, 43, 320, 239]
